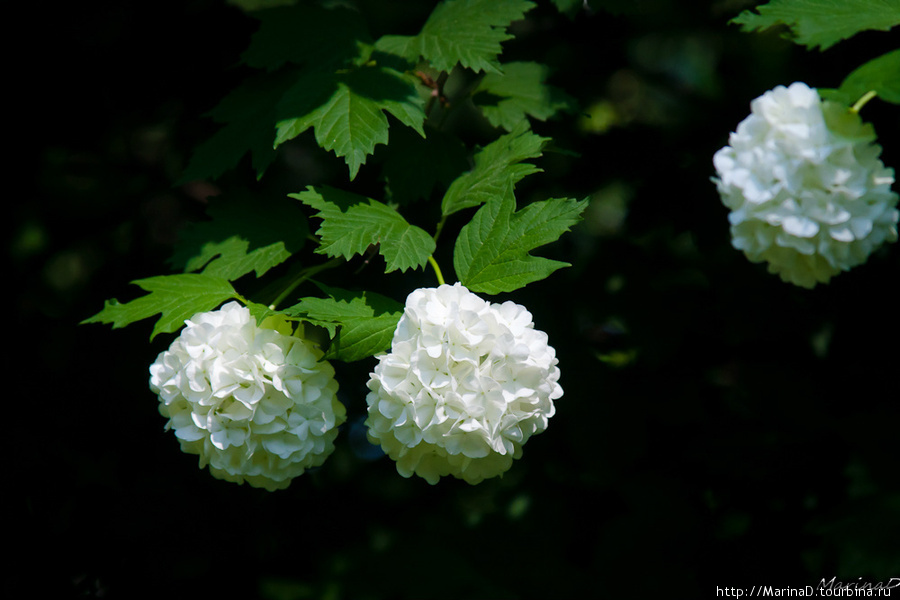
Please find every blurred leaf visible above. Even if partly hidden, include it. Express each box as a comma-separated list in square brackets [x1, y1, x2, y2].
[169, 192, 308, 281]
[454, 195, 587, 294]
[286, 286, 403, 361]
[382, 125, 469, 204]
[551, 0, 583, 18]
[227, 0, 297, 12]
[375, 0, 536, 73]
[241, 4, 370, 71]
[275, 65, 426, 180]
[596, 349, 639, 367]
[291, 186, 435, 273]
[81, 275, 239, 340]
[732, 0, 900, 51]
[473, 61, 576, 131]
[820, 49, 900, 106]
[179, 71, 298, 183]
[441, 125, 548, 217]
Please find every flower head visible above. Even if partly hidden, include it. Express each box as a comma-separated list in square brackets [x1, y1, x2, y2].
[365, 283, 561, 484]
[149, 302, 344, 491]
[713, 82, 899, 288]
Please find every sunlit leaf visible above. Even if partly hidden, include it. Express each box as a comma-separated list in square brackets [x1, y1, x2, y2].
[454, 195, 587, 294]
[441, 125, 548, 217]
[290, 186, 435, 273]
[81, 275, 239, 340]
[286, 286, 403, 361]
[732, 0, 900, 51]
[375, 0, 535, 73]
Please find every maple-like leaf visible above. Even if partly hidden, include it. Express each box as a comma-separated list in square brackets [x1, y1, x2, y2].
[81, 275, 240, 340]
[454, 195, 587, 294]
[275, 65, 426, 180]
[732, 0, 900, 51]
[286, 286, 403, 362]
[441, 126, 549, 217]
[290, 186, 435, 273]
[374, 0, 535, 73]
[169, 192, 308, 281]
[473, 61, 576, 131]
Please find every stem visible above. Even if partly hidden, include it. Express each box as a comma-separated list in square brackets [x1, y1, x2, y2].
[428, 255, 446, 286]
[851, 90, 877, 114]
[433, 215, 447, 244]
[268, 257, 343, 309]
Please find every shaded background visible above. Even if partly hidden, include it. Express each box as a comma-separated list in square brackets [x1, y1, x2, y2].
[14, 0, 899, 597]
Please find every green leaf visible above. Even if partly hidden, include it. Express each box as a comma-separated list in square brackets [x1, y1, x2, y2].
[381, 125, 469, 204]
[472, 61, 576, 131]
[179, 70, 297, 183]
[290, 186, 436, 273]
[286, 286, 403, 362]
[81, 274, 239, 340]
[441, 125, 549, 217]
[374, 0, 536, 74]
[550, 0, 583, 18]
[453, 195, 587, 294]
[169, 192, 308, 281]
[241, 4, 370, 72]
[275, 65, 426, 180]
[820, 49, 900, 106]
[732, 0, 900, 51]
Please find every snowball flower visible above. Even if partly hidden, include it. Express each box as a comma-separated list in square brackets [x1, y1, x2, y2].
[149, 302, 345, 491]
[365, 283, 562, 485]
[713, 82, 899, 288]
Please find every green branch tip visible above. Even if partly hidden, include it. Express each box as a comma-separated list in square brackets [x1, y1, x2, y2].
[428, 255, 446, 286]
[851, 90, 877, 114]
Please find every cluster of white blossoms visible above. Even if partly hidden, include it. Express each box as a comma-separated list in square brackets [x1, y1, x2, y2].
[713, 82, 899, 288]
[365, 283, 562, 485]
[149, 302, 345, 491]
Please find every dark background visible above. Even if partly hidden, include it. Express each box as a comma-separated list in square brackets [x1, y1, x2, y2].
[13, 0, 899, 597]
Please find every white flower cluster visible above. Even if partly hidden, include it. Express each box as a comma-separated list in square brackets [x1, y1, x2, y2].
[365, 283, 562, 485]
[713, 82, 899, 288]
[149, 302, 345, 491]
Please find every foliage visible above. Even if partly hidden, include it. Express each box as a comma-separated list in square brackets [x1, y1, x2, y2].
[732, 0, 900, 51]
[86, 0, 585, 352]
[83, 274, 240, 340]
[44, 0, 900, 598]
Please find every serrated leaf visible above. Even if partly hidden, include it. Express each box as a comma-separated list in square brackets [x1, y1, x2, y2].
[81, 274, 239, 340]
[179, 70, 297, 183]
[241, 4, 370, 71]
[169, 192, 308, 281]
[820, 49, 900, 106]
[275, 65, 426, 180]
[245, 301, 282, 329]
[732, 0, 900, 51]
[472, 61, 576, 131]
[441, 125, 549, 217]
[374, 0, 535, 74]
[286, 286, 403, 362]
[290, 186, 435, 273]
[454, 195, 587, 294]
